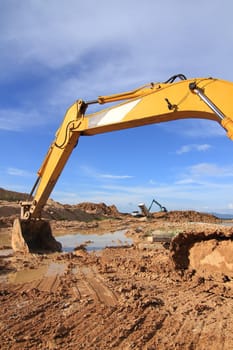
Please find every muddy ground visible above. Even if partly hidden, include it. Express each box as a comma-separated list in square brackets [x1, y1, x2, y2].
[0, 212, 233, 349]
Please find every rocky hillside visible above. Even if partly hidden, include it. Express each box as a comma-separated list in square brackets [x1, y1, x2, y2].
[0, 188, 121, 228]
[0, 188, 222, 229]
[0, 187, 31, 202]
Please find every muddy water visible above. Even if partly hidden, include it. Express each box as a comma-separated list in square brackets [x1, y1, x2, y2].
[8, 265, 48, 284]
[1, 230, 132, 285]
[7, 262, 67, 284]
[220, 221, 233, 227]
[57, 229, 132, 252]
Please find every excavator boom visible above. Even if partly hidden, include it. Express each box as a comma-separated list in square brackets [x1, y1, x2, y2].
[12, 75, 233, 252]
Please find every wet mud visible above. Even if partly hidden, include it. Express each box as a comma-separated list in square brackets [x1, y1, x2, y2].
[0, 216, 233, 349]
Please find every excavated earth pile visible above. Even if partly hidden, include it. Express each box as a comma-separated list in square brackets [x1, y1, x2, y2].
[0, 200, 121, 228]
[153, 210, 221, 223]
[75, 202, 120, 216]
[170, 229, 233, 278]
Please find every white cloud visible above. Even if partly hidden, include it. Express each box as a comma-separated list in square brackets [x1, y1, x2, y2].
[161, 119, 226, 139]
[197, 144, 211, 151]
[7, 167, 33, 177]
[1, 1, 233, 78]
[189, 163, 233, 177]
[100, 174, 133, 180]
[80, 165, 133, 181]
[176, 143, 211, 154]
[0, 108, 45, 131]
[64, 179, 233, 212]
[173, 162, 233, 193]
[175, 178, 197, 185]
[1, 1, 233, 132]
[51, 159, 233, 212]
[149, 179, 157, 185]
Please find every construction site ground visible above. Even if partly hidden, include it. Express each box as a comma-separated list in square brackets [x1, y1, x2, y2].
[0, 209, 233, 349]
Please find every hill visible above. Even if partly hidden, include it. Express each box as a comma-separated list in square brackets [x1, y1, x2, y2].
[0, 187, 31, 201]
[0, 188, 121, 228]
[0, 188, 223, 228]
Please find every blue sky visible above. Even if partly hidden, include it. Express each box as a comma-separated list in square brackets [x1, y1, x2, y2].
[1, 0, 233, 214]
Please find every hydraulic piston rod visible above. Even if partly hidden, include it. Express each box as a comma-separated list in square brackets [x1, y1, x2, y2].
[189, 82, 226, 121]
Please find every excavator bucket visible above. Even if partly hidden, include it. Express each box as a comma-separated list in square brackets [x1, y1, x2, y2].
[12, 218, 62, 253]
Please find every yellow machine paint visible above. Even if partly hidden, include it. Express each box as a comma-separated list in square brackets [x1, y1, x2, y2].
[12, 75, 233, 252]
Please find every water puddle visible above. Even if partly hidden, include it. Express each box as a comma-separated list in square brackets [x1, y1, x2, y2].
[1, 230, 132, 285]
[57, 229, 132, 252]
[219, 222, 233, 227]
[7, 262, 67, 284]
[45, 262, 67, 276]
[8, 265, 48, 284]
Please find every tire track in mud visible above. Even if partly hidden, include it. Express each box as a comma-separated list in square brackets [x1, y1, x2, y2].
[35, 275, 61, 292]
[67, 263, 169, 350]
[56, 262, 122, 348]
[71, 308, 119, 349]
[192, 305, 233, 350]
[8, 274, 62, 295]
[6, 261, 68, 294]
[74, 265, 118, 307]
[60, 264, 129, 348]
[110, 311, 168, 350]
[0, 293, 62, 348]
[143, 285, 233, 350]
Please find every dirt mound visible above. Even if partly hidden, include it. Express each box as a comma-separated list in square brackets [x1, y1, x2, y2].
[0, 201, 20, 227]
[43, 200, 95, 222]
[75, 202, 120, 216]
[154, 210, 220, 223]
[170, 229, 233, 278]
[0, 200, 20, 217]
[0, 197, 121, 228]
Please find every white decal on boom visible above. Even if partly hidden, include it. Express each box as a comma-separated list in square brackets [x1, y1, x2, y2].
[88, 99, 141, 128]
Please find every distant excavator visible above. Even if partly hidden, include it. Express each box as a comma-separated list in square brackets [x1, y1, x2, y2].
[138, 199, 167, 217]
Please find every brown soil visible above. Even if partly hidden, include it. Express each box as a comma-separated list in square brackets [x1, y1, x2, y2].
[0, 202, 233, 349]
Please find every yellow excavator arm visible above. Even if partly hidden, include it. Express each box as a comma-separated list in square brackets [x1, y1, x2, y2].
[13, 74, 233, 253]
[20, 75, 233, 221]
